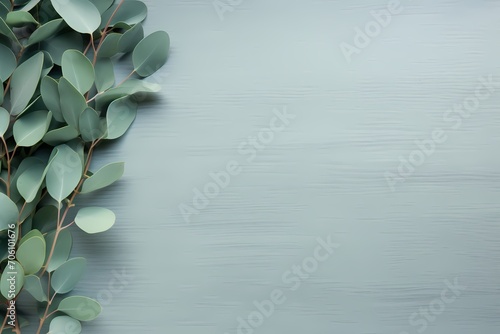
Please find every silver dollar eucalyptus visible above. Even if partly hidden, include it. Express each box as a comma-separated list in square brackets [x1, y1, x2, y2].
[0, 0, 169, 332]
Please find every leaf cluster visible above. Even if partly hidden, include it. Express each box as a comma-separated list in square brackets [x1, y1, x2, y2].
[0, 0, 169, 332]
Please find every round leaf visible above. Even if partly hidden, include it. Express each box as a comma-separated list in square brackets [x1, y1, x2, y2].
[24, 275, 47, 302]
[51, 257, 86, 294]
[62, 50, 95, 94]
[75, 207, 115, 234]
[17, 230, 46, 275]
[16, 157, 46, 203]
[105, 96, 137, 140]
[132, 31, 170, 77]
[28, 18, 65, 46]
[94, 58, 114, 92]
[59, 77, 87, 129]
[41, 76, 63, 122]
[79, 107, 103, 142]
[6, 11, 38, 27]
[81, 162, 124, 194]
[0, 192, 18, 231]
[13, 110, 52, 147]
[101, 1, 147, 28]
[43, 126, 80, 146]
[0, 107, 9, 136]
[46, 145, 83, 202]
[49, 316, 82, 334]
[51, 0, 101, 34]
[0, 261, 24, 300]
[45, 229, 72, 272]
[0, 43, 16, 82]
[10, 52, 44, 116]
[57, 296, 101, 321]
[118, 23, 144, 53]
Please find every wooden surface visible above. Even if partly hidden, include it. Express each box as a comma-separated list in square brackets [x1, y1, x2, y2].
[73, 1, 500, 333]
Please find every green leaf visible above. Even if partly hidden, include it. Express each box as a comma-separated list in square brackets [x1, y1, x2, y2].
[41, 76, 64, 122]
[62, 50, 95, 94]
[43, 125, 80, 146]
[16, 157, 45, 202]
[57, 296, 101, 321]
[0, 107, 9, 136]
[75, 207, 116, 234]
[24, 275, 47, 302]
[10, 52, 44, 116]
[59, 77, 87, 129]
[6, 11, 38, 27]
[0, 17, 18, 43]
[0, 192, 18, 231]
[97, 32, 120, 58]
[42, 31, 83, 65]
[105, 96, 138, 140]
[101, 1, 147, 28]
[0, 3, 8, 20]
[95, 79, 159, 110]
[28, 18, 65, 46]
[13, 110, 52, 147]
[45, 229, 72, 272]
[88, 0, 114, 14]
[133, 31, 170, 77]
[81, 162, 124, 194]
[79, 107, 103, 142]
[0, 261, 24, 300]
[17, 230, 45, 275]
[21, 0, 42, 11]
[0, 43, 16, 82]
[51, 0, 101, 34]
[49, 316, 81, 334]
[51, 258, 86, 294]
[33, 205, 57, 233]
[46, 145, 83, 202]
[118, 23, 144, 54]
[94, 58, 114, 92]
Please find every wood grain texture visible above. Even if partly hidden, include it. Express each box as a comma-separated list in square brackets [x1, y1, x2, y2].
[73, 0, 500, 333]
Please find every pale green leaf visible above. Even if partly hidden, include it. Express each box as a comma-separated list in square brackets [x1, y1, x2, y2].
[51, 258, 86, 294]
[75, 207, 116, 234]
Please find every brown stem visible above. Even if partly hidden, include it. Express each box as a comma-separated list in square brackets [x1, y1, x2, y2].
[93, 0, 125, 65]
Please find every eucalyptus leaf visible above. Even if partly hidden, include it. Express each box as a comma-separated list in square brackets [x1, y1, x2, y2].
[24, 275, 47, 302]
[75, 207, 116, 234]
[59, 77, 87, 129]
[79, 107, 103, 142]
[95, 79, 160, 109]
[45, 229, 72, 272]
[51, 257, 86, 294]
[10, 52, 44, 116]
[0, 17, 18, 43]
[43, 125, 80, 146]
[49, 316, 82, 334]
[0, 192, 18, 231]
[28, 18, 65, 46]
[118, 23, 144, 54]
[106, 96, 138, 140]
[13, 110, 52, 147]
[81, 162, 125, 194]
[42, 31, 83, 65]
[46, 144, 83, 202]
[0, 261, 24, 300]
[57, 296, 101, 321]
[133, 31, 170, 77]
[62, 50, 95, 94]
[94, 58, 115, 92]
[51, 0, 101, 34]
[0, 43, 16, 82]
[16, 157, 45, 202]
[6, 11, 38, 27]
[101, 1, 147, 28]
[41, 76, 64, 122]
[0, 106, 9, 136]
[17, 229, 46, 275]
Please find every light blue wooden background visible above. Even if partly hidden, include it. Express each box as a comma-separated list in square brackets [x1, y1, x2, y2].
[74, 0, 500, 333]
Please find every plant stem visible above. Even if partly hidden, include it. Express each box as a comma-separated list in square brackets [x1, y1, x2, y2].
[93, 0, 125, 65]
